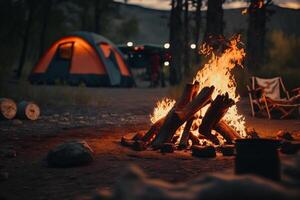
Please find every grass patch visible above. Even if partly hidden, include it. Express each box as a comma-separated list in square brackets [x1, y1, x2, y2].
[0, 81, 107, 106]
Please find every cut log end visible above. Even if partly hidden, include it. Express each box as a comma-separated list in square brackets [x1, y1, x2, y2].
[0, 98, 17, 120]
[17, 101, 40, 120]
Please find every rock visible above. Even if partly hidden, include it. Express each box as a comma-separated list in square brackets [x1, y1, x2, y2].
[11, 119, 23, 125]
[46, 140, 94, 168]
[220, 145, 235, 156]
[277, 130, 294, 141]
[160, 143, 175, 153]
[280, 142, 300, 155]
[0, 172, 9, 181]
[192, 145, 216, 158]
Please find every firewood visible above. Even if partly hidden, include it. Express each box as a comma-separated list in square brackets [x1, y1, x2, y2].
[0, 98, 17, 120]
[178, 82, 200, 149]
[142, 117, 165, 143]
[141, 81, 196, 145]
[214, 120, 241, 144]
[178, 119, 194, 149]
[198, 93, 234, 145]
[175, 86, 215, 122]
[16, 101, 40, 120]
[151, 86, 215, 147]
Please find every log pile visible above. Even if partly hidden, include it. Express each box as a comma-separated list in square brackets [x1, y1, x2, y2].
[121, 82, 242, 152]
[0, 98, 40, 121]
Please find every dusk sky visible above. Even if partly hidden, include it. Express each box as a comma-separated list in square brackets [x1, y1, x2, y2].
[115, 0, 300, 10]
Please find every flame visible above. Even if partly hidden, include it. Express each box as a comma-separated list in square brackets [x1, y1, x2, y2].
[149, 35, 247, 144]
[194, 35, 247, 138]
[150, 98, 176, 124]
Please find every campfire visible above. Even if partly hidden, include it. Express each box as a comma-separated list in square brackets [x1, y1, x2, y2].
[122, 36, 247, 153]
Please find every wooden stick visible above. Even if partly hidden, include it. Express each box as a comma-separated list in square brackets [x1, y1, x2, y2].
[178, 119, 194, 149]
[142, 117, 165, 143]
[198, 93, 235, 145]
[151, 86, 214, 147]
[175, 86, 215, 122]
[178, 82, 200, 149]
[214, 120, 241, 144]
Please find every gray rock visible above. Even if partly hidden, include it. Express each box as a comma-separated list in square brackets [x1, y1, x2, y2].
[46, 140, 94, 168]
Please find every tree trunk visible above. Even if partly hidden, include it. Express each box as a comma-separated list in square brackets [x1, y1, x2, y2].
[39, 0, 53, 58]
[194, 0, 202, 64]
[246, 0, 267, 71]
[169, 0, 184, 85]
[183, 0, 190, 76]
[16, 2, 34, 79]
[203, 0, 224, 46]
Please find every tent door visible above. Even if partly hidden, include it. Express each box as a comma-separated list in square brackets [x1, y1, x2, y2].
[46, 42, 74, 82]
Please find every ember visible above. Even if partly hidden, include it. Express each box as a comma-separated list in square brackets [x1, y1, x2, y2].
[121, 36, 247, 152]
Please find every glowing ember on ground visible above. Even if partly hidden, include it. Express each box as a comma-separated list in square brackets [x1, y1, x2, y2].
[150, 35, 247, 140]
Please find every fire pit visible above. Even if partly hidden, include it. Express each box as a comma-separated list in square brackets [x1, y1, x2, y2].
[121, 36, 247, 153]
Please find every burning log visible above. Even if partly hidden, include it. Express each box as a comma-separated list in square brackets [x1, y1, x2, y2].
[141, 117, 165, 144]
[178, 119, 194, 149]
[16, 101, 40, 120]
[178, 82, 200, 149]
[148, 83, 197, 148]
[214, 120, 241, 144]
[198, 93, 235, 145]
[0, 98, 17, 120]
[151, 86, 215, 148]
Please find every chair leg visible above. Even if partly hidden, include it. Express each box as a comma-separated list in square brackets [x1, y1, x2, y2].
[263, 97, 271, 119]
[248, 94, 255, 117]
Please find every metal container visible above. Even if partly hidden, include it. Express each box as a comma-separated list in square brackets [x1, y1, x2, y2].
[235, 139, 281, 181]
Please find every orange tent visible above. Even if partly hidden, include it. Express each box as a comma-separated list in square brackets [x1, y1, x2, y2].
[29, 32, 134, 87]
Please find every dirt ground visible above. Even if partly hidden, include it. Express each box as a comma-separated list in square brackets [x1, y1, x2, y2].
[1, 88, 300, 200]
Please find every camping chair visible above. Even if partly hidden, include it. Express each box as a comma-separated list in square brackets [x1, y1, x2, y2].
[247, 77, 300, 119]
